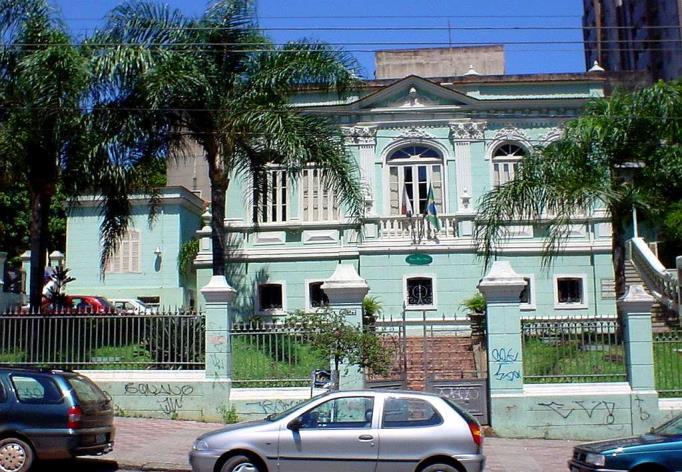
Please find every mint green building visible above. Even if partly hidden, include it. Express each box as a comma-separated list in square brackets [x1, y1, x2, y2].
[66, 69, 621, 319]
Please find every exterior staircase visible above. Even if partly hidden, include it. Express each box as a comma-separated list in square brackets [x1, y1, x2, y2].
[403, 336, 477, 391]
[625, 260, 676, 332]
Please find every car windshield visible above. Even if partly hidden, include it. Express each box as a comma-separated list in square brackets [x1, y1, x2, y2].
[654, 415, 682, 436]
[265, 394, 327, 422]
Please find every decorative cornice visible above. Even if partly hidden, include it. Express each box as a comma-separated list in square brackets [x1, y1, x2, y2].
[449, 121, 487, 141]
[342, 126, 377, 145]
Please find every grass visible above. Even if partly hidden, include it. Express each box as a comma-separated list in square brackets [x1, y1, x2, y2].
[654, 333, 682, 397]
[0, 351, 26, 363]
[231, 337, 327, 388]
[88, 344, 153, 370]
[523, 337, 627, 383]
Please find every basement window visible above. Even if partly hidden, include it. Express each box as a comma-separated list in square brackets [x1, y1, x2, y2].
[257, 283, 284, 313]
[554, 275, 588, 309]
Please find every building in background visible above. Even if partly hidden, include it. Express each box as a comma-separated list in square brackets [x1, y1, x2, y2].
[583, 0, 682, 81]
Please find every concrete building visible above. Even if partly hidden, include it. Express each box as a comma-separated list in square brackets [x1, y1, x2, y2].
[375, 46, 505, 79]
[583, 0, 682, 81]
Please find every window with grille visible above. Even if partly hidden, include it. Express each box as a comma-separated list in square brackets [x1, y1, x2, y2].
[387, 145, 444, 216]
[302, 168, 339, 222]
[254, 169, 288, 223]
[492, 143, 527, 187]
[405, 277, 434, 307]
[105, 229, 140, 273]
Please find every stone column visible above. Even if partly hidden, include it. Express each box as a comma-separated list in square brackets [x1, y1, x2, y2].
[477, 261, 526, 395]
[618, 284, 659, 434]
[49, 251, 65, 268]
[677, 256, 681, 315]
[321, 264, 369, 389]
[201, 275, 236, 380]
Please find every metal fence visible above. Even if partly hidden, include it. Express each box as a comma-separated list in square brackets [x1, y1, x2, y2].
[0, 312, 205, 370]
[522, 317, 626, 383]
[230, 321, 328, 388]
[654, 331, 682, 397]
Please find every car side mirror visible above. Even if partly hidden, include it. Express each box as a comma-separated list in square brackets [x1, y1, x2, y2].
[287, 417, 302, 431]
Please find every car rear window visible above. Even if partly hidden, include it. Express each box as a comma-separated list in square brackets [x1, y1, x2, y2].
[382, 397, 443, 428]
[67, 376, 108, 404]
[11, 375, 64, 404]
[442, 397, 479, 425]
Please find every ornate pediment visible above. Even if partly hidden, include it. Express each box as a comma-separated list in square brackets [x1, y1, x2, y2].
[398, 127, 437, 140]
[492, 126, 532, 146]
[538, 126, 565, 147]
[449, 121, 487, 141]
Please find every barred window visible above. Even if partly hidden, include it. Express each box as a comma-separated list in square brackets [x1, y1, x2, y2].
[106, 229, 140, 273]
[302, 168, 339, 222]
[406, 277, 433, 307]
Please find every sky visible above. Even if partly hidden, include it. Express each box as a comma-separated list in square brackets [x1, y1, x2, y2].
[51, 0, 587, 78]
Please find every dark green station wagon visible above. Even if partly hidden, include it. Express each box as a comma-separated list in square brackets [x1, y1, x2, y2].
[0, 367, 114, 472]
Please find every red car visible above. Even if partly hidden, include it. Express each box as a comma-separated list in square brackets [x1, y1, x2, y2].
[40, 295, 116, 314]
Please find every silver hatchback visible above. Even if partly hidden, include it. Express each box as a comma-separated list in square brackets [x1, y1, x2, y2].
[190, 390, 484, 472]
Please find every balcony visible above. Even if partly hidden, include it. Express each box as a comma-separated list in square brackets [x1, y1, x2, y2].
[373, 215, 459, 242]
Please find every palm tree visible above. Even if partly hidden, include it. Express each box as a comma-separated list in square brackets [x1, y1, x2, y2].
[474, 81, 682, 300]
[0, 0, 168, 310]
[91, 0, 364, 277]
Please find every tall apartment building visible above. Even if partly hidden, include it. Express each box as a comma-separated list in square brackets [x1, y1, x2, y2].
[583, 0, 682, 81]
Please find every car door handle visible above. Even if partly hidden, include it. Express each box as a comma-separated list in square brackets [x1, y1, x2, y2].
[358, 434, 374, 441]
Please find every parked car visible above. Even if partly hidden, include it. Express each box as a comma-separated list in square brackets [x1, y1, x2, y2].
[109, 298, 154, 315]
[40, 295, 116, 314]
[0, 367, 114, 472]
[569, 413, 682, 471]
[190, 389, 484, 472]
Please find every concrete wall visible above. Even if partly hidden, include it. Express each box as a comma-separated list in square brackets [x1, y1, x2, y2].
[375, 46, 505, 79]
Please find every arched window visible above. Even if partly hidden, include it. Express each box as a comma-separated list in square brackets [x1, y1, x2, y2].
[492, 143, 527, 186]
[387, 144, 444, 216]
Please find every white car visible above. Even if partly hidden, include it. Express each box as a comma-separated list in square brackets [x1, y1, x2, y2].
[110, 298, 155, 315]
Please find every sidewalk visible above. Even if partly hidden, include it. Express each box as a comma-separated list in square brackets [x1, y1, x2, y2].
[93, 417, 579, 472]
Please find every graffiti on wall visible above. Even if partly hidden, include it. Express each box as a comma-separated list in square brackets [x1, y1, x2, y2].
[537, 400, 616, 425]
[491, 347, 521, 382]
[245, 399, 300, 415]
[124, 383, 194, 416]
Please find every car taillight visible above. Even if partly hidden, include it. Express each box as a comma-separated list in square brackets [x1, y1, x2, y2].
[468, 421, 483, 447]
[67, 406, 82, 429]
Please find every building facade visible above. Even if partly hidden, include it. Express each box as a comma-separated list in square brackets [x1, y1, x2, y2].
[583, 0, 682, 81]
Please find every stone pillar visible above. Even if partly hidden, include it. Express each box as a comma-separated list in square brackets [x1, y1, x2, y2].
[20, 251, 30, 297]
[321, 264, 369, 389]
[618, 284, 660, 434]
[49, 251, 65, 268]
[0, 252, 6, 292]
[449, 121, 486, 236]
[342, 126, 377, 215]
[201, 275, 236, 380]
[477, 261, 526, 396]
[677, 256, 681, 315]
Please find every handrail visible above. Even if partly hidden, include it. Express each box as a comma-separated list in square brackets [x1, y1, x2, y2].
[628, 237, 679, 312]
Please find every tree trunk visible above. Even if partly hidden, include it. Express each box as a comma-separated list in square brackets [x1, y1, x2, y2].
[29, 189, 52, 312]
[611, 204, 627, 303]
[206, 147, 228, 277]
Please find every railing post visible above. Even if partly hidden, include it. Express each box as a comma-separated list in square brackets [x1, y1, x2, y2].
[477, 261, 527, 395]
[618, 284, 659, 434]
[321, 264, 369, 390]
[201, 276, 237, 380]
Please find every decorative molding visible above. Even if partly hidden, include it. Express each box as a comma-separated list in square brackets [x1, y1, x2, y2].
[341, 126, 377, 145]
[492, 126, 532, 145]
[398, 127, 436, 140]
[449, 121, 487, 141]
[538, 126, 565, 147]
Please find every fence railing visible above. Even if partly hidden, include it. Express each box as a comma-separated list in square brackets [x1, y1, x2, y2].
[522, 317, 626, 383]
[230, 321, 327, 388]
[654, 330, 682, 397]
[0, 313, 205, 370]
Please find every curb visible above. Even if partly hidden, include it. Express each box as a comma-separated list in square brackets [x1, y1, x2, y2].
[118, 460, 191, 472]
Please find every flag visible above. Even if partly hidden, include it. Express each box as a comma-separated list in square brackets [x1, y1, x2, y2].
[401, 184, 413, 216]
[425, 183, 441, 231]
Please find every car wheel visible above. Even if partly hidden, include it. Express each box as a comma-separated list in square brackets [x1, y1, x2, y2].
[0, 437, 34, 472]
[220, 454, 261, 472]
[420, 463, 459, 472]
